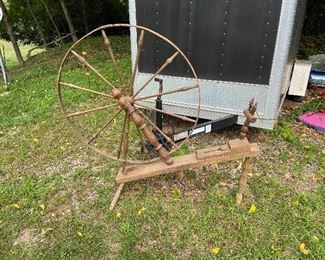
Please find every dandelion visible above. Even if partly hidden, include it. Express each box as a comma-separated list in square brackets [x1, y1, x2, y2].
[248, 204, 257, 214]
[299, 243, 309, 255]
[210, 247, 220, 255]
[137, 207, 146, 216]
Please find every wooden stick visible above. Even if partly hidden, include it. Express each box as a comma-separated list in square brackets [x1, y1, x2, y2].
[66, 104, 118, 118]
[109, 183, 125, 211]
[134, 122, 151, 160]
[134, 85, 198, 101]
[110, 116, 130, 211]
[236, 157, 252, 205]
[133, 51, 179, 98]
[121, 116, 130, 173]
[135, 107, 179, 150]
[131, 30, 145, 88]
[59, 82, 113, 98]
[87, 108, 123, 144]
[101, 30, 125, 87]
[117, 113, 128, 159]
[27, 31, 78, 58]
[71, 50, 116, 89]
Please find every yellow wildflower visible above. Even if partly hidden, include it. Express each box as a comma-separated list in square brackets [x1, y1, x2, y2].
[137, 207, 146, 216]
[248, 204, 257, 214]
[299, 243, 309, 255]
[210, 247, 221, 255]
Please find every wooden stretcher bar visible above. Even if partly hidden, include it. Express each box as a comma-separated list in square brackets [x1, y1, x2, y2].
[116, 138, 260, 184]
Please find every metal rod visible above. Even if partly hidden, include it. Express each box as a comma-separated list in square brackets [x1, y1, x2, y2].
[132, 51, 179, 98]
[154, 78, 163, 130]
[59, 82, 113, 98]
[136, 103, 196, 123]
[101, 30, 125, 88]
[70, 50, 116, 89]
[66, 104, 118, 118]
[87, 108, 123, 144]
[134, 84, 198, 101]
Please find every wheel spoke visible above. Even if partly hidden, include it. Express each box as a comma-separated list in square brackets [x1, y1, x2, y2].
[59, 82, 113, 98]
[131, 30, 145, 89]
[134, 121, 151, 160]
[87, 108, 123, 144]
[134, 84, 198, 101]
[136, 103, 196, 123]
[132, 51, 179, 98]
[66, 104, 118, 118]
[70, 50, 116, 90]
[117, 113, 128, 159]
[121, 116, 130, 173]
[101, 30, 125, 88]
[135, 107, 179, 150]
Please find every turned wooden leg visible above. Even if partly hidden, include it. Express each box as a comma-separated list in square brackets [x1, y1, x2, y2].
[236, 157, 252, 205]
[109, 183, 125, 211]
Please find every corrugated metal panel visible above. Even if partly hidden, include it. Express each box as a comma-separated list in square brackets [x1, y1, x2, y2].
[135, 0, 282, 85]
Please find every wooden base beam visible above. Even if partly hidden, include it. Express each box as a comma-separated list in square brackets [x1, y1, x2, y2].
[116, 138, 260, 184]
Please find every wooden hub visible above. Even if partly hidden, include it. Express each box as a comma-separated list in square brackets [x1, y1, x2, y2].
[112, 88, 173, 165]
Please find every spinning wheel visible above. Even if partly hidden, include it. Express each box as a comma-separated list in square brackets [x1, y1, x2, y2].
[57, 24, 200, 167]
[57, 24, 260, 209]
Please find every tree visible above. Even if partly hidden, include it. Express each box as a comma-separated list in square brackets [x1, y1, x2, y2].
[26, 0, 48, 48]
[59, 0, 77, 42]
[0, 0, 129, 44]
[40, 0, 61, 41]
[0, 0, 24, 65]
[81, 0, 89, 34]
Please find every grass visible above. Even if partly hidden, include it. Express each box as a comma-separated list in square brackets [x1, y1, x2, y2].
[0, 40, 44, 68]
[0, 36, 324, 259]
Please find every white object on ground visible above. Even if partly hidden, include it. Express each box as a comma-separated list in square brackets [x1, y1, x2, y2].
[288, 60, 312, 97]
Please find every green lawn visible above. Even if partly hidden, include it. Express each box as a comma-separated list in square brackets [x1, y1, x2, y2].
[0, 36, 324, 259]
[0, 39, 44, 68]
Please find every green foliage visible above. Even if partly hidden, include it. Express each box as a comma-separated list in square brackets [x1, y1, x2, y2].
[274, 122, 300, 145]
[0, 0, 128, 45]
[287, 97, 325, 121]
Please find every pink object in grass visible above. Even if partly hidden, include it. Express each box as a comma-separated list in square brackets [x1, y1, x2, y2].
[298, 111, 325, 133]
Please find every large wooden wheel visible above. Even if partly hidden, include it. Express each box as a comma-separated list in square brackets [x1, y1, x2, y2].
[57, 24, 201, 167]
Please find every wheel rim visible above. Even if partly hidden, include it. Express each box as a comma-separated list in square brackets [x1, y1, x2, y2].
[57, 24, 201, 165]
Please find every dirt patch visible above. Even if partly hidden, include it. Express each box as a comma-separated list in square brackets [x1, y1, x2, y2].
[51, 204, 72, 220]
[13, 228, 40, 247]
